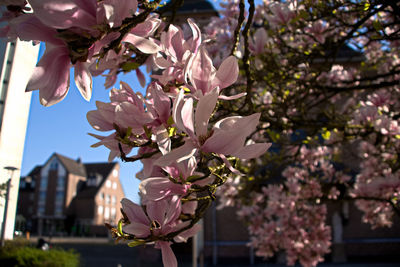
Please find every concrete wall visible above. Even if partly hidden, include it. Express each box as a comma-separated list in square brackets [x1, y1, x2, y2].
[0, 39, 40, 240]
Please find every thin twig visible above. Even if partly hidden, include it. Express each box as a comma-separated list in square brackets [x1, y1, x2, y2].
[242, 0, 255, 113]
[230, 0, 246, 55]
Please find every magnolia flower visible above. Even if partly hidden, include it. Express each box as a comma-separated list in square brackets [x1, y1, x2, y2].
[185, 46, 239, 97]
[97, 0, 138, 28]
[249, 28, 268, 55]
[151, 19, 201, 85]
[121, 197, 200, 267]
[266, 2, 295, 28]
[155, 88, 271, 167]
[123, 16, 161, 54]
[28, 0, 97, 32]
[9, 14, 93, 106]
[140, 157, 199, 201]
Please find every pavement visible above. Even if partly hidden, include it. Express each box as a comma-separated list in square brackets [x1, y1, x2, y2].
[24, 237, 400, 267]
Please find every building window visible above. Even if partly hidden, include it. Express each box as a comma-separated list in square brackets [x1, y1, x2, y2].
[104, 207, 110, 219]
[38, 191, 46, 204]
[57, 175, 65, 190]
[111, 196, 116, 205]
[38, 205, 45, 215]
[55, 191, 64, 203]
[98, 205, 103, 215]
[113, 169, 118, 177]
[50, 160, 58, 170]
[40, 176, 48, 190]
[112, 182, 117, 190]
[106, 194, 110, 204]
[100, 192, 104, 200]
[106, 180, 111, 188]
[55, 206, 63, 216]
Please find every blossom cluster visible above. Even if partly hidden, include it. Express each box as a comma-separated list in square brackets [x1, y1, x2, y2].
[211, 0, 400, 266]
[0, 0, 161, 106]
[0, 1, 271, 266]
[1, 0, 400, 267]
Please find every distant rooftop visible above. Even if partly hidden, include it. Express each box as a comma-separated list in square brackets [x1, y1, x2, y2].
[158, 0, 219, 16]
[23, 153, 118, 199]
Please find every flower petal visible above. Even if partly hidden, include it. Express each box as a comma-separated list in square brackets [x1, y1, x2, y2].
[86, 110, 114, 131]
[74, 61, 92, 101]
[158, 241, 177, 267]
[123, 222, 150, 238]
[29, 0, 97, 30]
[26, 46, 71, 106]
[123, 33, 160, 54]
[232, 143, 271, 159]
[121, 198, 148, 225]
[174, 223, 201, 243]
[146, 199, 168, 225]
[195, 88, 218, 137]
[155, 142, 197, 167]
[187, 18, 201, 53]
[212, 56, 239, 89]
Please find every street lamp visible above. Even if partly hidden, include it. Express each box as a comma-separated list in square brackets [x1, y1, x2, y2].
[1, 166, 18, 247]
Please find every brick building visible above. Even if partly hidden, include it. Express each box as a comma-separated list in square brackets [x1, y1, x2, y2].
[16, 153, 125, 236]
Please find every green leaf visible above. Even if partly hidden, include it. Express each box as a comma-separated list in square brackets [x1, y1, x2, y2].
[121, 61, 141, 72]
[143, 126, 152, 139]
[321, 128, 331, 140]
[117, 219, 124, 236]
[168, 127, 177, 137]
[128, 240, 146, 247]
[364, 2, 370, 11]
[372, 20, 383, 31]
[167, 116, 174, 126]
[267, 129, 280, 142]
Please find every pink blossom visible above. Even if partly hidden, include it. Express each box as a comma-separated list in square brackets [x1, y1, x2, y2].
[155, 89, 271, 166]
[121, 197, 201, 267]
[185, 46, 239, 96]
[28, 0, 97, 32]
[97, 0, 138, 28]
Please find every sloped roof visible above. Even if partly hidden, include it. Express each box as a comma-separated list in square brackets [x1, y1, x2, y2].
[313, 44, 365, 63]
[159, 0, 218, 16]
[74, 162, 118, 199]
[27, 165, 42, 178]
[24, 153, 119, 200]
[55, 153, 86, 177]
[84, 162, 116, 180]
[335, 45, 364, 62]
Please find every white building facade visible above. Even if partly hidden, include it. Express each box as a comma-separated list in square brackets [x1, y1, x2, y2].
[0, 39, 39, 240]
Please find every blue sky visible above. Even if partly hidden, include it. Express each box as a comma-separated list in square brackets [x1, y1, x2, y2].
[21, 44, 146, 203]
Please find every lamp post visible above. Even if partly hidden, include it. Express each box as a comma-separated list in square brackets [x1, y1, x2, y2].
[1, 166, 18, 247]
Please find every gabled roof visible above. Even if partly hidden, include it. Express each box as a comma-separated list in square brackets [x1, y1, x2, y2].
[24, 153, 119, 200]
[55, 153, 86, 177]
[74, 162, 118, 199]
[27, 165, 42, 178]
[313, 44, 365, 64]
[84, 162, 116, 180]
[159, 0, 218, 16]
